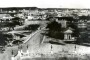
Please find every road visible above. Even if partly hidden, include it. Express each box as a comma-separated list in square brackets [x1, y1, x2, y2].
[21, 29, 44, 52]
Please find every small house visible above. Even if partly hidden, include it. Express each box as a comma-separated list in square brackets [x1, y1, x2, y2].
[64, 27, 75, 41]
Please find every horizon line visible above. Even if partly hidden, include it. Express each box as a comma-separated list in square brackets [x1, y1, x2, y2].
[0, 7, 90, 9]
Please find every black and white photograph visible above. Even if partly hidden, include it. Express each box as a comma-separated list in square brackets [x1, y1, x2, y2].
[0, 0, 90, 60]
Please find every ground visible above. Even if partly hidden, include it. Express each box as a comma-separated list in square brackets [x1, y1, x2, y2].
[0, 27, 90, 60]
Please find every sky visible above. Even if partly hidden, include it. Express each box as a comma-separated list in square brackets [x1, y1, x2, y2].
[0, 0, 90, 8]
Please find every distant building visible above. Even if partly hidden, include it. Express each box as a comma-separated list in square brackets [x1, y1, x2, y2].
[78, 21, 87, 28]
[7, 31, 26, 40]
[87, 21, 90, 39]
[55, 17, 67, 28]
[0, 14, 14, 23]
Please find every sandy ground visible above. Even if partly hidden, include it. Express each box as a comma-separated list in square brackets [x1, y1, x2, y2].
[1, 29, 90, 60]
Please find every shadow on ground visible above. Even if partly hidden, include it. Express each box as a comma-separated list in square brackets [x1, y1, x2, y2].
[23, 56, 89, 60]
[49, 41, 65, 45]
[64, 40, 90, 47]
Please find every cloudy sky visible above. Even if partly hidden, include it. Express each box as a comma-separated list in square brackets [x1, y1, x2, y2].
[0, 0, 90, 8]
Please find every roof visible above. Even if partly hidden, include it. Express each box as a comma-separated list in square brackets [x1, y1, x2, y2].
[64, 30, 73, 33]
[55, 17, 74, 21]
[64, 27, 73, 33]
[87, 20, 90, 23]
[14, 33, 26, 37]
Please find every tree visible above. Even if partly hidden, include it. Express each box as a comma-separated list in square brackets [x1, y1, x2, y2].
[12, 40, 23, 45]
[24, 24, 40, 31]
[0, 32, 8, 46]
[3, 34, 13, 42]
[58, 17, 74, 22]
[8, 22, 15, 30]
[46, 21, 64, 39]
[79, 16, 90, 20]
[12, 17, 21, 26]
[67, 23, 80, 37]
[46, 21, 62, 31]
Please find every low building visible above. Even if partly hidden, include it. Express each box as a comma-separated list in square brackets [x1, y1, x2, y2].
[64, 27, 75, 41]
[78, 20, 87, 28]
[7, 31, 26, 40]
[87, 21, 90, 40]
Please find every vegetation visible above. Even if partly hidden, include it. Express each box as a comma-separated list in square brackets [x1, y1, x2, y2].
[58, 17, 74, 22]
[12, 17, 22, 26]
[24, 24, 40, 31]
[79, 16, 90, 20]
[12, 40, 23, 45]
[67, 22, 80, 37]
[0, 32, 13, 46]
[46, 19, 80, 40]
[46, 21, 64, 39]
